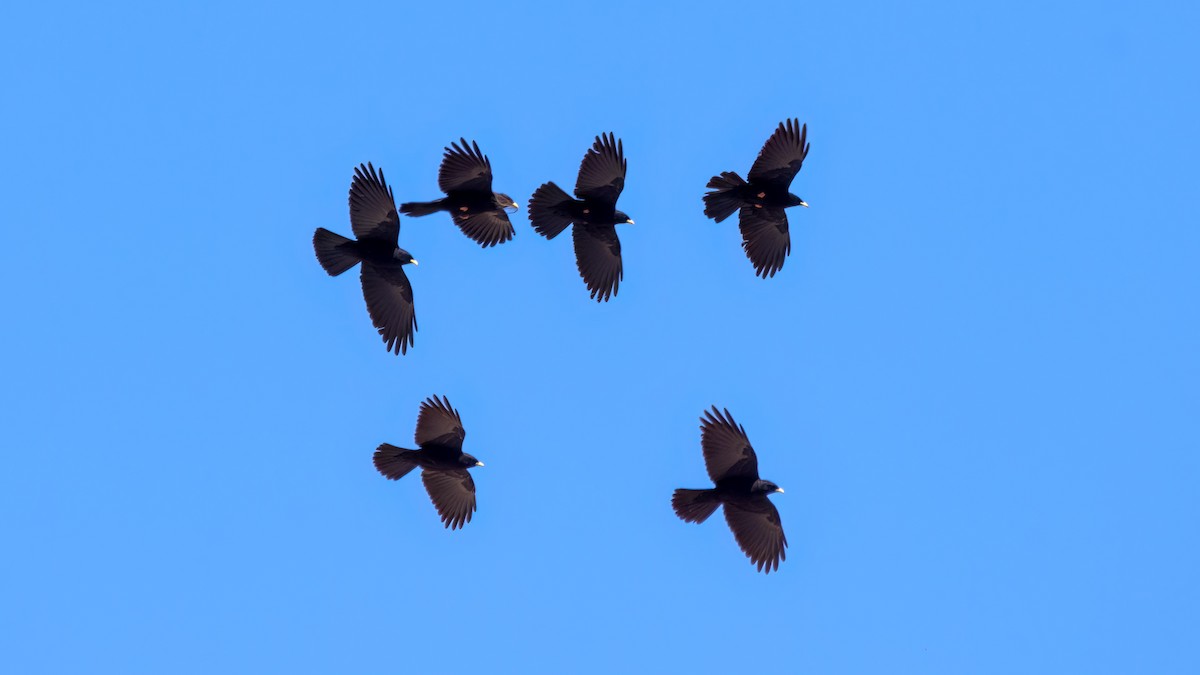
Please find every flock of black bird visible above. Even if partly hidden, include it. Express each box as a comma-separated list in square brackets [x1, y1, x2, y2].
[313, 120, 811, 573]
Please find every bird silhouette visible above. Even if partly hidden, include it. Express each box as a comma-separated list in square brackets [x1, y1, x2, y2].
[528, 132, 634, 301]
[400, 138, 518, 248]
[313, 163, 418, 355]
[704, 119, 810, 278]
[673, 406, 788, 573]
[373, 395, 484, 530]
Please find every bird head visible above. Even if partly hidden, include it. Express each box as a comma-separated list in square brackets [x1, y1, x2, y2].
[460, 453, 485, 468]
[752, 479, 784, 495]
[393, 248, 418, 266]
[788, 194, 809, 208]
[615, 210, 635, 225]
[495, 192, 519, 213]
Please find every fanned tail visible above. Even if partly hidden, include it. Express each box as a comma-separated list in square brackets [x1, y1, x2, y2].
[528, 182, 576, 239]
[313, 228, 360, 276]
[672, 489, 721, 524]
[703, 171, 747, 223]
[373, 444, 420, 480]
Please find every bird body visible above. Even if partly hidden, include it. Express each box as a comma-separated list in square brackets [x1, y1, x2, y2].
[400, 138, 517, 248]
[314, 231, 412, 269]
[672, 406, 788, 573]
[555, 188, 627, 227]
[375, 443, 480, 477]
[704, 118, 811, 278]
[529, 133, 633, 302]
[707, 171, 807, 212]
[401, 192, 509, 220]
[374, 395, 483, 530]
[313, 163, 418, 355]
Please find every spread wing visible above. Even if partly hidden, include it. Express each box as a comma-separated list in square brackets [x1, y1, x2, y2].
[415, 395, 465, 449]
[349, 162, 400, 242]
[572, 225, 622, 302]
[700, 406, 759, 483]
[737, 205, 791, 279]
[421, 469, 477, 530]
[453, 209, 515, 248]
[359, 262, 416, 355]
[724, 497, 787, 573]
[438, 138, 494, 194]
[574, 132, 626, 205]
[747, 119, 809, 189]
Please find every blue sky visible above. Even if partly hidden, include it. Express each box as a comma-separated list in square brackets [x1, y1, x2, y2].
[2, 1, 1198, 672]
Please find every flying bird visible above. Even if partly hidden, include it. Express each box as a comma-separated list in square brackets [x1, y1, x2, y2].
[313, 163, 418, 355]
[704, 118, 810, 278]
[528, 132, 634, 301]
[373, 395, 484, 530]
[672, 406, 788, 573]
[400, 138, 518, 248]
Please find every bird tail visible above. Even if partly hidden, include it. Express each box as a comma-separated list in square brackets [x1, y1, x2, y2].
[313, 227, 361, 276]
[399, 199, 445, 218]
[373, 443, 420, 480]
[703, 171, 747, 223]
[672, 489, 721, 524]
[528, 182, 576, 239]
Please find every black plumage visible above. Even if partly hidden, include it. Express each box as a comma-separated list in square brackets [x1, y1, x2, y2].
[528, 132, 634, 302]
[400, 138, 518, 248]
[313, 163, 418, 355]
[704, 119, 810, 278]
[672, 406, 788, 573]
[373, 395, 484, 530]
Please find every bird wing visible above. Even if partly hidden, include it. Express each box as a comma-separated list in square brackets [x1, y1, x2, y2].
[438, 138, 494, 194]
[737, 206, 791, 279]
[572, 225, 623, 302]
[453, 208, 515, 248]
[421, 469, 477, 530]
[574, 132, 626, 205]
[349, 163, 401, 242]
[700, 406, 760, 483]
[747, 119, 809, 188]
[414, 395, 466, 449]
[723, 497, 787, 573]
[359, 262, 417, 355]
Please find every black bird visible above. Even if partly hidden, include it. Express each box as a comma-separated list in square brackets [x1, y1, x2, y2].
[704, 118, 810, 278]
[672, 406, 788, 573]
[373, 395, 484, 530]
[400, 138, 518, 248]
[528, 132, 634, 301]
[313, 163, 418, 355]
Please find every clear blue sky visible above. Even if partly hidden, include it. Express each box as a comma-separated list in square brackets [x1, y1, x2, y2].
[2, 1, 1197, 673]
